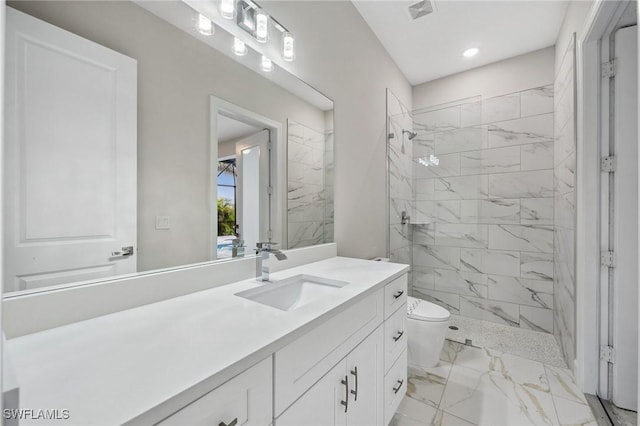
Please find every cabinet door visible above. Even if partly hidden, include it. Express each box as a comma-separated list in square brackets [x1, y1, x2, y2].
[276, 360, 348, 426]
[345, 326, 384, 426]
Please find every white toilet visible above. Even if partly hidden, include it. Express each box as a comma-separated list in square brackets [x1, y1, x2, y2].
[407, 296, 451, 367]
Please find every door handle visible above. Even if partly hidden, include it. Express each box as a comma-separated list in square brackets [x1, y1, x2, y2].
[393, 290, 404, 299]
[219, 419, 237, 426]
[111, 246, 134, 257]
[340, 375, 349, 412]
[393, 330, 404, 342]
[350, 366, 358, 401]
[393, 379, 404, 394]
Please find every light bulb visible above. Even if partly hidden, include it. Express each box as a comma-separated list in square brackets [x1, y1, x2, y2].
[256, 10, 269, 43]
[261, 56, 273, 72]
[233, 37, 247, 56]
[463, 48, 479, 58]
[282, 32, 295, 62]
[221, 0, 235, 19]
[197, 14, 214, 36]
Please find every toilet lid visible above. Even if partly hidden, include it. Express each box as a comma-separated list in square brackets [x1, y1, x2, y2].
[407, 296, 450, 322]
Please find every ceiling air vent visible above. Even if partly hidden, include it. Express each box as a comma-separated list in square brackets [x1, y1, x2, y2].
[408, 0, 435, 20]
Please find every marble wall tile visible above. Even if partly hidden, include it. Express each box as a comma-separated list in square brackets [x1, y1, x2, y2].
[554, 116, 575, 165]
[460, 248, 521, 277]
[482, 94, 521, 124]
[390, 224, 412, 251]
[414, 153, 460, 179]
[435, 224, 489, 248]
[460, 101, 482, 127]
[459, 296, 520, 327]
[387, 88, 412, 118]
[521, 141, 554, 171]
[390, 245, 412, 265]
[414, 200, 461, 224]
[288, 181, 324, 204]
[489, 170, 554, 198]
[487, 113, 554, 148]
[288, 140, 323, 168]
[390, 197, 412, 226]
[435, 127, 487, 154]
[413, 244, 460, 270]
[389, 167, 413, 200]
[521, 198, 554, 224]
[288, 201, 325, 223]
[487, 275, 553, 309]
[555, 152, 575, 194]
[554, 192, 575, 230]
[412, 131, 435, 158]
[460, 146, 520, 175]
[413, 266, 435, 290]
[435, 175, 489, 200]
[435, 269, 488, 298]
[413, 288, 461, 314]
[520, 305, 554, 333]
[288, 221, 324, 247]
[488, 224, 554, 253]
[414, 178, 435, 201]
[460, 199, 521, 224]
[520, 252, 554, 281]
[520, 85, 554, 117]
[288, 161, 323, 185]
[413, 105, 461, 132]
[555, 81, 575, 133]
[413, 223, 435, 245]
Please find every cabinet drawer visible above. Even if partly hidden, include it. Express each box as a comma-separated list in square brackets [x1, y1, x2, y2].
[274, 290, 384, 416]
[384, 305, 407, 374]
[383, 349, 407, 426]
[157, 357, 272, 426]
[384, 275, 407, 319]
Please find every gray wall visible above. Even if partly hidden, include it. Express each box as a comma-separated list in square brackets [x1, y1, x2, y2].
[9, 1, 327, 272]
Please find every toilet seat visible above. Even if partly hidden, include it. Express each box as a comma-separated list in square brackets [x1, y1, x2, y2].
[407, 296, 450, 322]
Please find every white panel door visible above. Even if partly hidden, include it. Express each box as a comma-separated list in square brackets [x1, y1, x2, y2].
[4, 8, 137, 293]
[235, 130, 270, 253]
[612, 24, 638, 411]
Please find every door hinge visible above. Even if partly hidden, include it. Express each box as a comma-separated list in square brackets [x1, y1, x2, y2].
[601, 250, 616, 267]
[267, 185, 273, 195]
[602, 60, 616, 78]
[267, 140, 273, 150]
[601, 156, 616, 173]
[600, 345, 615, 363]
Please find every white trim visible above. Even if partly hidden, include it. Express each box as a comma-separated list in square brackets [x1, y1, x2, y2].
[209, 96, 285, 258]
[0, 0, 5, 416]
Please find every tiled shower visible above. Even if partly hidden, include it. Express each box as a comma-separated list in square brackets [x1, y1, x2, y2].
[388, 50, 577, 366]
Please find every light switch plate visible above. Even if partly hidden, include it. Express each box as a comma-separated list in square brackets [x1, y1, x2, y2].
[155, 216, 170, 230]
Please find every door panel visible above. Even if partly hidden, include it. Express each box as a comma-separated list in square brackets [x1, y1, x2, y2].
[4, 8, 137, 292]
[612, 24, 638, 411]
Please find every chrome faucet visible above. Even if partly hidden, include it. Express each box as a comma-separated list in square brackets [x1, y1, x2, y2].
[255, 242, 288, 282]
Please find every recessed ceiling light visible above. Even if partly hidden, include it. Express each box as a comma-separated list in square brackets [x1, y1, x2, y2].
[463, 48, 479, 58]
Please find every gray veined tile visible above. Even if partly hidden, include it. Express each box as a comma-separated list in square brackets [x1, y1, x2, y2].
[488, 224, 554, 253]
[391, 245, 412, 265]
[487, 275, 553, 309]
[521, 252, 554, 281]
[555, 152, 575, 194]
[390, 198, 413, 225]
[555, 80, 575, 134]
[521, 141, 554, 171]
[288, 181, 324, 204]
[413, 224, 435, 245]
[414, 105, 461, 132]
[435, 175, 489, 200]
[413, 266, 435, 290]
[414, 178, 436, 201]
[390, 224, 412, 251]
[459, 296, 520, 327]
[554, 117, 575, 166]
[521, 198, 554, 225]
[553, 398, 596, 426]
[440, 340, 465, 364]
[482, 93, 521, 124]
[489, 170, 554, 198]
[412, 131, 436, 158]
[434, 269, 488, 298]
[288, 161, 323, 186]
[387, 88, 412, 118]
[407, 363, 452, 408]
[394, 397, 439, 425]
[288, 139, 323, 168]
[544, 365, 587, 404]
[460, 199, 521, 224]
[431, 409, 477, 426]
[287, 221, 324, 245]
[413, 244, 460, 270]
[412, 288, 460, 314]
[520, 306, 554, 333]
[435, 126, 487, 154]
[460, 146, 520, 175]
[460, 101, 482, 128]
[414, 200, 461, 224]
[460, 248, 521, 277]
[434, 223, 489, 248]
[520, 85, 554, 117]
[487, 113, 554, 148]
[554, 192, 575, 230]
[288, 201, 325, 223]
[414, 153, 460, 179]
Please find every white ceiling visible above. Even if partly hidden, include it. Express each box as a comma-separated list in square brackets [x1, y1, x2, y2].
[218, 114, 262, 144]
[352, 0, 569, 86]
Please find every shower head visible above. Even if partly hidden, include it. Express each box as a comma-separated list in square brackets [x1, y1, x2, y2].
[403, 130, 418, 140]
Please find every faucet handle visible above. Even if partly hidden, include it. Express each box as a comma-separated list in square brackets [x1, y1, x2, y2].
[256, 241, 279, 250]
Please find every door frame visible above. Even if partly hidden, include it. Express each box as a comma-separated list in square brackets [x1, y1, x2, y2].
[575, 0, 635, 396]
[209, 96, 284, 259]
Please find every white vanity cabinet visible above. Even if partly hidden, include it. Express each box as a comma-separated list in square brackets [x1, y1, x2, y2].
[156, 357, 272, 426]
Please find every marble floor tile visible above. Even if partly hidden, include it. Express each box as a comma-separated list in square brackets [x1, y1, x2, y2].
[391, 411, 433, 426]
[431, 409, 478, 426]
[397, 394, 440, 423]
[544, 365, 587, 404]
[552, 397, 596, 426]
[407, 362, 453, 407]
[440, 364, 559, 426]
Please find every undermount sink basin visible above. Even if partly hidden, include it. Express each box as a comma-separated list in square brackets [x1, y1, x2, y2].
[236, 274, 349, 311]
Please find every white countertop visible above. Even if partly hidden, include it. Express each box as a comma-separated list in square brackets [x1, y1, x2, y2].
[7, 256, 408, 425]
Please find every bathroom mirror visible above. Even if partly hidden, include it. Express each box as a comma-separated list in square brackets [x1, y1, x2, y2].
[3, 0, 334, 295]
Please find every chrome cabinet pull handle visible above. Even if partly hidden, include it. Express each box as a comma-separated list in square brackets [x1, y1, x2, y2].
[393, 379, 404, 394]
[340, 375, 349, 412]
[393, 290, 404, 299]
[219, 419, 237, 426]
[393, 331, 404, 342]
[350, 367, 358, 401]
[111, 246, 134, 257]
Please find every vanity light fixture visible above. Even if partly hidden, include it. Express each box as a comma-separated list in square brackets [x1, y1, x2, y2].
[463, 47, 479, 58]
[221, 0, 235, 19]
[233, 37, 248, 56]
[282, 32, 295, 61]
[261, 56, 274, 72]
[197, 14, 214, 36]
[255, 10, 269, 43]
